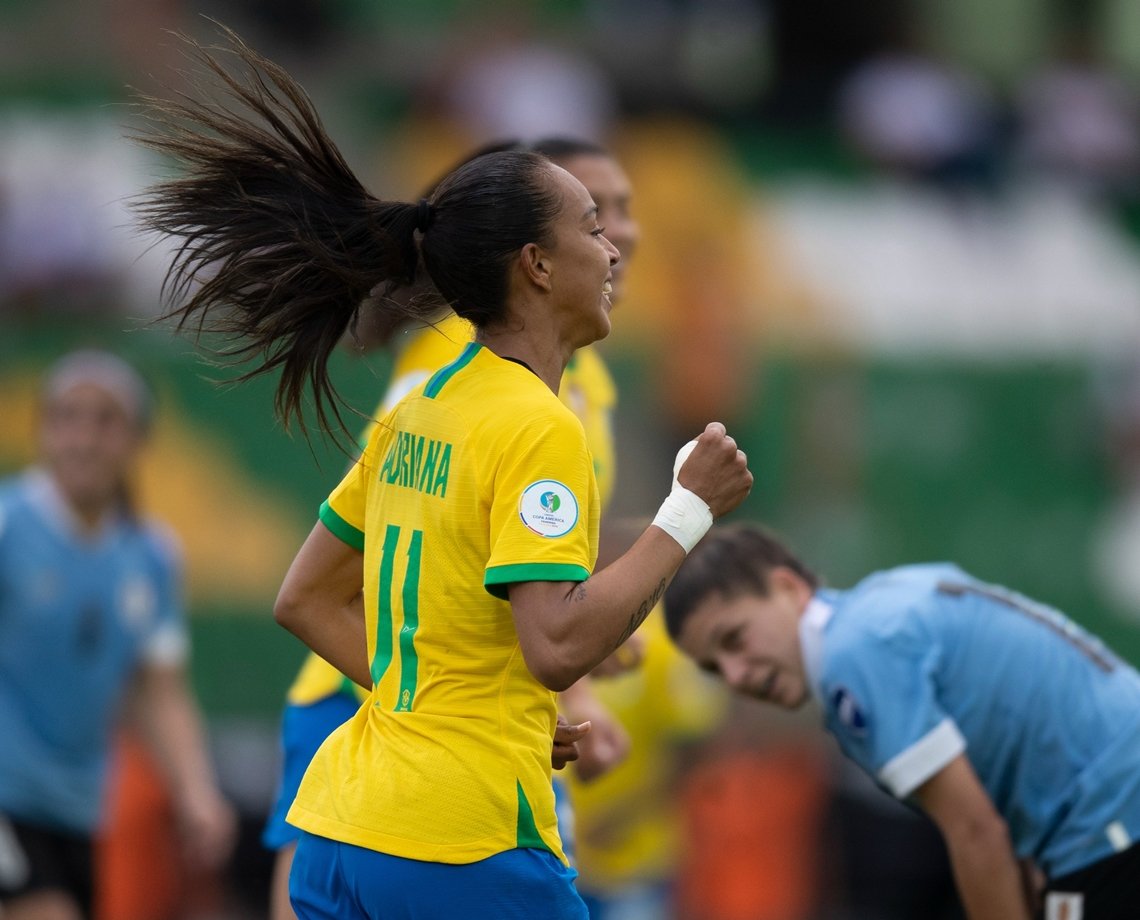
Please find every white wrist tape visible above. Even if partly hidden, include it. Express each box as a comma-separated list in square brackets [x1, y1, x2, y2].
[672, 439, 698, 489]
[652, 486, 713, 553]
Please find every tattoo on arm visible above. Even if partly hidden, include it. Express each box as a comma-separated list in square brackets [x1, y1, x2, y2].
[616, 578, 666, 646]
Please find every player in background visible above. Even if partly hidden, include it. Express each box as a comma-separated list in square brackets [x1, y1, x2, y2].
[0, 351, 235, 920]
[527, 136, 643, 869]
[135, 30, 752, 918]
[259, 136, 642, 919]
[665, 523, 1140, 920]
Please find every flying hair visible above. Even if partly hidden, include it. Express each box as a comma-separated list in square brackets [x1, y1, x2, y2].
[132, 25, 430, 437]
[132, 27, 564, 441]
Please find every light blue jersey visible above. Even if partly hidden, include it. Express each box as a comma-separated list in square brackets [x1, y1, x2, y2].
[799, 563, 1140, 879]
[0, 470, 187, 834]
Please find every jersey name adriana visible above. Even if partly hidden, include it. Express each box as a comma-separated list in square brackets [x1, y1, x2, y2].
[287, 343, 600, 864]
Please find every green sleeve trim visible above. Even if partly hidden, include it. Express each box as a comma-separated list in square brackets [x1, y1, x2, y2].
[424, 341, 481, 399]
[319, 500, 365, 552]
[484, 562, 590, 601]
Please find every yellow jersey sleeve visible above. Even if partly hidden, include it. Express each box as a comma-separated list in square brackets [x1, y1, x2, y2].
[484, 404, 598, 599]
[319, 443, 372, 552]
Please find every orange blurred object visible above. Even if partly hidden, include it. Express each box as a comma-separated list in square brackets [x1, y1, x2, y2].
[95, 732, 183, 920]
[675, 746, 829, 920]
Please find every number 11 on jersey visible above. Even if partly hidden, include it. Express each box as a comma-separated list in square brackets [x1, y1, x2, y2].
[372, 524, 423, 711]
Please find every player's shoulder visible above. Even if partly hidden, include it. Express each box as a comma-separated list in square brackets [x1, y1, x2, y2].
[0, 472, 26, 512]
[826, 564, 962, 659]
[407, 344, 587, 454]
[494, 380, 584, 442]
[0, 470, 48, 537]
[396, 315, 473, 377]
[466, 350, 582, 427]
[845, 563, 966, 619]
[130, 517, 184, 575]
[0, 474, 24, 542]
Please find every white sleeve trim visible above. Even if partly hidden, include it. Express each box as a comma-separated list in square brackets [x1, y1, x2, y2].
[141, 623, 189, 666]
[877, 717, 966, 798]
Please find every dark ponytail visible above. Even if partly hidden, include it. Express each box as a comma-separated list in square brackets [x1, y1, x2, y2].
[133, 27, 430, 433]
[134, 27, 565, 435]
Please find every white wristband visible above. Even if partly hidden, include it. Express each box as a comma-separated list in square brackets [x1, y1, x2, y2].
[652, 486, 713, 554]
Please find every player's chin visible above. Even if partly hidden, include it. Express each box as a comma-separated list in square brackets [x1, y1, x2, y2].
[771, 679, 810, 710]
[592, 306, 613, 342]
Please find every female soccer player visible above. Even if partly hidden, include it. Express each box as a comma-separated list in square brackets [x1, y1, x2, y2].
[0, 351, 234, 920]
[665, 523, 1140, 920]
[136, 31, 752, 919]
[259, 137, 641, 919]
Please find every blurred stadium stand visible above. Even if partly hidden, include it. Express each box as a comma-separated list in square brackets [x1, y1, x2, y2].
[3, 1, 1140, 917]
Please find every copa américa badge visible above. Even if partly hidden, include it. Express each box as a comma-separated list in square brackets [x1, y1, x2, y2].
[519, 480, 579, 537]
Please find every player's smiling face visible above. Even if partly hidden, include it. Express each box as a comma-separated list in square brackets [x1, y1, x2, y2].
[677, 570, 812, 709]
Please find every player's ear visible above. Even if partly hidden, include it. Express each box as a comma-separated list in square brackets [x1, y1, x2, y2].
[770, 566, 811, 604]
[519, 242, 553, 292]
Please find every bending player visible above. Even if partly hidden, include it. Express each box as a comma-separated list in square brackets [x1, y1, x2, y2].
[665, 523, 1140, 920]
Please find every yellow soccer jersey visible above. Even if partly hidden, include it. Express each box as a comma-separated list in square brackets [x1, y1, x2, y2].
[288, 343, 600, 864]
[286, 314, 474, 707]
[560, 346, 617, 512]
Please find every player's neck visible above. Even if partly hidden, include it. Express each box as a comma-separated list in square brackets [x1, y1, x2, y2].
[477, 328, 569, 394]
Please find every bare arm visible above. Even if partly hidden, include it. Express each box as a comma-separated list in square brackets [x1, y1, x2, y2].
[127, 664, 236, 870]
[510, 423, 752, 690]
[275, 521, 602, 773]
[510, 528, 680, 690]
[913, 754, 1032, 920]
[274, 521, 370, 689]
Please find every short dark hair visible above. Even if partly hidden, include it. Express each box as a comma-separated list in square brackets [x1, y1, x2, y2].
[664, 524, 819, 639]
